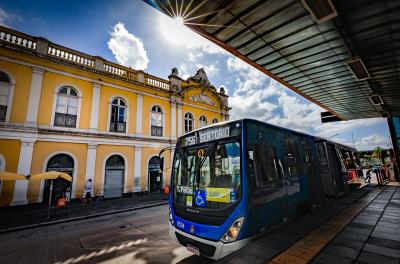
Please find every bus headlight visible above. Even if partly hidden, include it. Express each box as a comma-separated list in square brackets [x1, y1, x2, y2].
[221, 217, 244, 243]
[169, 208, 174, 225]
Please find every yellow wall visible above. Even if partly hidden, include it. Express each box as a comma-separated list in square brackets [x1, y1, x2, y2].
[98, 86, 137, 133]
[0, 60, 32, 124]
[94, 145, 135, 194]
[182, 88, 222, 112]
[37, 72, 93, 128]
[0, 139, 21, 206]
[0, 47, 227, 207]
[182, 105, 221, 130]
[27, 141, 87, 203]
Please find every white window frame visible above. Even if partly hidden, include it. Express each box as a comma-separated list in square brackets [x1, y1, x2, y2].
[199, 115, 208, 128]
[150, 104, 165, 137]
[107, 96, 129, 134]
[50, 84, 82, 130]
[212, 117, 219, 124]
[184, 112, 195, 134]
[0, 69, 16, 123]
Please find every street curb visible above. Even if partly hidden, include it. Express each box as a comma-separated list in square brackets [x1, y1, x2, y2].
[0, 201, 169, 234]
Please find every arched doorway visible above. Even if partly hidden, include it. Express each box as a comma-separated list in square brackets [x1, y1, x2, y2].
[104, 155, 125, 198]
[148, 156, 161, 192]
[44, 154, 74, 206]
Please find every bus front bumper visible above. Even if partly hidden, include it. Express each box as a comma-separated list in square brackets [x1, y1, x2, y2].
[169, 222, 249, 260]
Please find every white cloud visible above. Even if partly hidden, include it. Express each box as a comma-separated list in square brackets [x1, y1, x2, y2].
[195, 63, 219, 77]
[225, 56, 389, 151]
[108, 23, 149, 70]
[356, 134, 391, 150]
[268, 92, 322, 132]
[178, 63, 191, 79]
[314, 118, 385, 138]
[227, 57, 311, 124]
[188, 51, 203, 62]
[331, 134, 391, 151]
[0, 8, 23, 27]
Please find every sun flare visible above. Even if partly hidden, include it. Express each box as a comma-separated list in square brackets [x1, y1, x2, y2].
[159, 15, 192, 45]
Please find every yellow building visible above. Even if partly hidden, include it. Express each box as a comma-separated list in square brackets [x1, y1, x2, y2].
[0, 25, 230, 206]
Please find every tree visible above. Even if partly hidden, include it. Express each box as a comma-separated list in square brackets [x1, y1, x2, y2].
[371, 147, 385, 164]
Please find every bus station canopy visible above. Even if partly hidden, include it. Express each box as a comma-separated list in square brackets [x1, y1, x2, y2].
[145, 0, 400, 121]
[0, 172, 27, 181]
[29, 171, 72, 182]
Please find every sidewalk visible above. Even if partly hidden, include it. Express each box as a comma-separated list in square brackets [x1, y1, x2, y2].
[0, 193, 169, 232]
[311, 185, 400, 264]
[220, 185, 377, 264]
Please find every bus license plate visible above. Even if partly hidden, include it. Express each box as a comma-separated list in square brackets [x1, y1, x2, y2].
[186, 245, 200, 255]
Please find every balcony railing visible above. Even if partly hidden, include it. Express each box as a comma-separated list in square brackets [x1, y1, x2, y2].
[54, 113, 77, 128]
[151, 126, 163, 137]
[0, 27, 36, 50]
[0, 25, 172, 91]
[110, 122, 126, 133]
[48, 44, 95, 68]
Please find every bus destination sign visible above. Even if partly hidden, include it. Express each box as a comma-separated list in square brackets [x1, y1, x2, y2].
[184, 126, 231, 146]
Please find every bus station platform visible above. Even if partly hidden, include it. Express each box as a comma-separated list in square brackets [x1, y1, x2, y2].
[216, 184, 400, 264]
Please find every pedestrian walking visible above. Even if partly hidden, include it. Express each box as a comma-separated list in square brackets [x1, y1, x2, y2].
[84, 179, 93, 206]
[365, 168, 372, 183]
[65, 186, 71, 203]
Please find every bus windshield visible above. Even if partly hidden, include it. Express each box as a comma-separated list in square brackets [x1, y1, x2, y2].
[173, 141, 241, 210]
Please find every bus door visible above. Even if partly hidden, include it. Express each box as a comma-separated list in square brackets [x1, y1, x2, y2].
[316, 141, 336, 196]
[249, 143, 286, 234]
[326, 144, 345, 195]
[301, 140, 324, 205]
[282, 137, 302, 218]
[334, 146, 348, 192]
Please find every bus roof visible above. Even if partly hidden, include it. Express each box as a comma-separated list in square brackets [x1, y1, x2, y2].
[178, 118, 356, 151]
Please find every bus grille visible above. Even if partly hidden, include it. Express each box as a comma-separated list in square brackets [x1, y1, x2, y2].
[175, 232, 216, 257]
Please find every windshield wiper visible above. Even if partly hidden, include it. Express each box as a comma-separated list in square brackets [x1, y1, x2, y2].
[198, 142, 217, 173]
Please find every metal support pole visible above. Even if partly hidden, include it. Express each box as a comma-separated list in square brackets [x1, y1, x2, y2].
[387, 117, 400, 181]
[47, 180, 53, 219]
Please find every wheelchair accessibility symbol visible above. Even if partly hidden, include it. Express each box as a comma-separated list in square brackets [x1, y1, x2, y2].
[194, 190, 206, 207]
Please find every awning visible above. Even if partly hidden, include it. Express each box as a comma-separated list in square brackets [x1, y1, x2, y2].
[0, 172, 27, 181]
[29, 171, 72, 182]
[144, 0, 400, 121]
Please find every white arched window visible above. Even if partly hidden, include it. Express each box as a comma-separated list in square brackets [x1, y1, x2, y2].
[184, 113, 194, 133]
[199, 115, 208, 128]
[0, 71, 11, 122]
[110, 98, 126, 133]
[212, 118, 218, 124]
[54, 86, 79, 128]
[151, 105, 163, 137]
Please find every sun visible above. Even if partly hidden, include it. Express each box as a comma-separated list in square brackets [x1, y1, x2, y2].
[159, 14, 193, 46]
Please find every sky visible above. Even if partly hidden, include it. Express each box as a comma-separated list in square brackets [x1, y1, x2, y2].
[0, 0, 392, 151]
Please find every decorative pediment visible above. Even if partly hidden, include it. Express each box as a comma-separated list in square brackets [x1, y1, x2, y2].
[189, 68, 210, 87]
[190, 93, 216, 106]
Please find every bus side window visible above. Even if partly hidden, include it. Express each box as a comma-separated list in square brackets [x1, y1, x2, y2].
[283, 137, 300, 177]
[316, 144, 329, 173]
[254, 144, 279, 190]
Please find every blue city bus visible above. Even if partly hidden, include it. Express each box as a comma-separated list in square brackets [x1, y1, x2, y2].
[168, 119, 354, 259]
